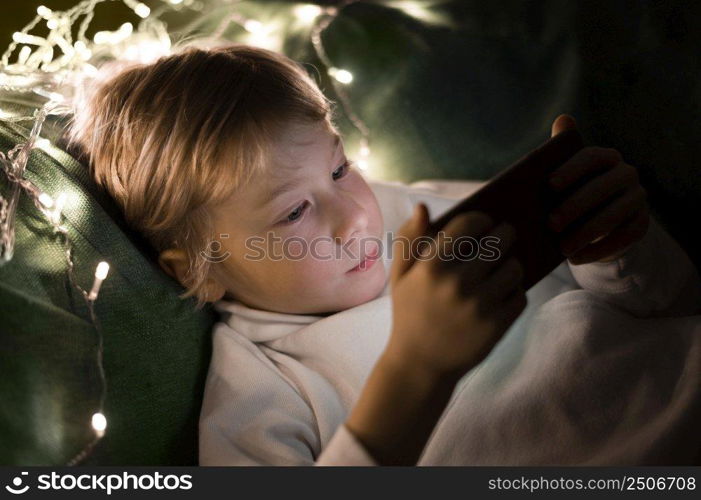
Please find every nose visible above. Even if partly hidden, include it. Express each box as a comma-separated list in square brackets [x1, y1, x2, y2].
[332, 191, 369, 245]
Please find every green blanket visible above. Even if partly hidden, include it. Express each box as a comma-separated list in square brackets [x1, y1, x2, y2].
[0, 93, 216, 465]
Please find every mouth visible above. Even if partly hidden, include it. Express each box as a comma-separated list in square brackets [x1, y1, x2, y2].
[346, 245, 380, 273]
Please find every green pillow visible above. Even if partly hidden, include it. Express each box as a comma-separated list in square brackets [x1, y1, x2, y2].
[0, 92, 217, 465]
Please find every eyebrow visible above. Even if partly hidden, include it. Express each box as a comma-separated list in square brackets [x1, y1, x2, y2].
[257, 134, 342, 209]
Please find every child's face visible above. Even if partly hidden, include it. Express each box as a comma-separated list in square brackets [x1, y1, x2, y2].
[208, 120, 387, 314]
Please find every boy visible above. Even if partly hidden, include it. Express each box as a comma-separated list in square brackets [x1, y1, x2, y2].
[67, 44, 701, 465]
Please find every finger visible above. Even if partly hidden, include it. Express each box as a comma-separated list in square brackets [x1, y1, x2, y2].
[549, 161, 639, 233]
[568, 209, 650, 265]
[479, 256, 524, 303]
[470, 286, 528, 360]
[497, 285, 528, 329]
[548, 147, 622, 194]
[454, 222, 517, 288]
[424, 211, 494, 274]
[559, 186, 647, 256]
[551, 114, 577, 137]
[468, 285, 528, 366]
[390, 203, 429, 286]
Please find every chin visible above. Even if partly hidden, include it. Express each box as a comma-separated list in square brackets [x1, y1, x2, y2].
[346, 278, 387, 309]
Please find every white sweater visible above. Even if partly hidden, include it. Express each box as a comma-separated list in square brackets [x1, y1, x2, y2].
[199, 178, 701, 465]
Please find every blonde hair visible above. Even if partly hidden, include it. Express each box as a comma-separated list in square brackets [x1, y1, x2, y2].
[66, 43, 338, 309]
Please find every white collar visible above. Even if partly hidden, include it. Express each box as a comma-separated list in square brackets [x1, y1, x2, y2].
[213, 299, 324, 343]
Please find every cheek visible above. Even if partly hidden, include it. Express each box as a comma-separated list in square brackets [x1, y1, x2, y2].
[355, 179, 383, 229]
[269, 238, 342, 277]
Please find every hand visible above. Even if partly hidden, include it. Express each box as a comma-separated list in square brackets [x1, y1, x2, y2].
[385, 204, 527, 381]
[546, 114, 650, 265]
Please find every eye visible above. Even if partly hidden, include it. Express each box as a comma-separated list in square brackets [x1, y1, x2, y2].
[332, 159, 353, 181]
[283, 201, 309, 224]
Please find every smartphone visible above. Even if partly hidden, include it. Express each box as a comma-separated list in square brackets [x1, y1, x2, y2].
[425, 128, 585, 290]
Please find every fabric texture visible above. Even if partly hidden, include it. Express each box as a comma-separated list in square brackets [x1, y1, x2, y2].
[0, 94, 217, 465]
[199, 177, 701, 465]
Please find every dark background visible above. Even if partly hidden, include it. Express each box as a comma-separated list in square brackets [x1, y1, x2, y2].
[4, 0, 700, 268]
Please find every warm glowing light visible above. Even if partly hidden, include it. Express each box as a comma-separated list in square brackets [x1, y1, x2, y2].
[119, 23, 134, 36]
[91, 412, 107, 435]
[82, 63, 98, 76]
[169, 0, 184, 4]
[88, 261, 110, 300]
[95, 261, 110, 280]
[74, 40, 92, 60]
[244, 20, 263, 33]
[36, 6, 52, 18]
[328, 67, 353, 84]
[294, 4, 323, 23]
[357, 158, 369, 170]
[93, 31, 110, 44]
[133, 3, 151, 18]
[13, 32, 46, 45]
[123, 39, 170, 63]
[387, 1, 453, 27]
[242, 21, 280, 51]
[18, 46, 31, 65]
[38, 192, 54, 208]
[47, 18, 58, 30]
[94, 23, 133, 44]
[49, 192, 67, 224]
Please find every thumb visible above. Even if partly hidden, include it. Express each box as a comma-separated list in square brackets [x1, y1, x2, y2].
[551, 113, 577, 138]
[390, 202, 429, 287]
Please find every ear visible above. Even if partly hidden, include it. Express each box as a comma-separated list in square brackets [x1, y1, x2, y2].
[158, 248, 189, 281]
[158, 248, 228, 303]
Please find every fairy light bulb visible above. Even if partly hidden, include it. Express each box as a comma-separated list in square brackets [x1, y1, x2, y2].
[51, 192, 67, 225]
[91, 412, 107, 436]
[243, 20, 280, 50]
[328, 67, 353, 84]
[93, 31, 110, 44]
[18, 46, 31, 65]
[38, 192, 54, 208]
[135, 4, 150, 18]
[74, 40, 91, 60]
[119, 22, 134, 38]
[13, 32, 45, 45]
[169, 0, 184, 4]
[294, 4, 323, 24]
[127, 1, 151, 19]
[36, 5, 52, 18]
[388, 1, 450, 26]
[95, 261, 109, 280]
[244, 20, 263, 33]
[88, 261, 110, 301]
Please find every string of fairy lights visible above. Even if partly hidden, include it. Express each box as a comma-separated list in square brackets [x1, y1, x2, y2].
[0, 0, 446, 464]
